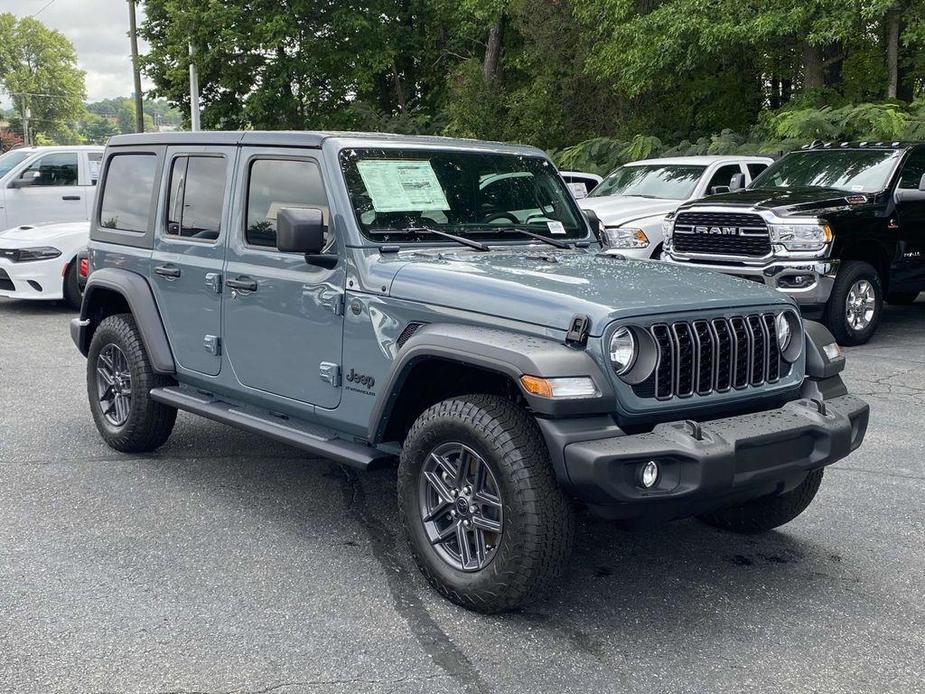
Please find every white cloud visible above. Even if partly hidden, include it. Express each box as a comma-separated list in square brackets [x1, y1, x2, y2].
[0, 0, 155, 102]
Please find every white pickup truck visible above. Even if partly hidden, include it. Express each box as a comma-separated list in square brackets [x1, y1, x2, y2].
[0, 146, 104, 228]
[579, 155, 773, 258]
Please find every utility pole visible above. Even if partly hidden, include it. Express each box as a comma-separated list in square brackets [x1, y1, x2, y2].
[127, 0, 144, 133]
[188, 42, 201, 131]
[21, 97, 30, 146]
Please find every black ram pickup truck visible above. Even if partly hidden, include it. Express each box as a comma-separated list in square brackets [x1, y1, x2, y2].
[664, 141, 925, 345]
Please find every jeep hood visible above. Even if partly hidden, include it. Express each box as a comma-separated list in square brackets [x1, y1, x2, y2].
[579, 195, 679, 226]
[681, 186, 876, 218]
[388, 250, 790, 335]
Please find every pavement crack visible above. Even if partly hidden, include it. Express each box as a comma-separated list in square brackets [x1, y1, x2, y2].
[338, 465, 489, 694]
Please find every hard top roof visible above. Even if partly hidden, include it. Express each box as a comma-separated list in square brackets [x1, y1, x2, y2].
[107, 130, 546, 155]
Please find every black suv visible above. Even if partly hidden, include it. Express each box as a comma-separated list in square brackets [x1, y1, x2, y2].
[664, 142, 925, 345]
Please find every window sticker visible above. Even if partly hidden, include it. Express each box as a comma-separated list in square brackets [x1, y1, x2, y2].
[547, 220, 566, 235]
[357, 160, 450, 212]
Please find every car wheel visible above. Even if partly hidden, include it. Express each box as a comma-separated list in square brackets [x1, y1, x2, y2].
[62, 260, 82, 310]
[886, 291, 919, 305]
[823, 261, 882, 346]
[87, 313, 177, 453]
[698, 468, 824, 534]
[397, 394, 574, 613]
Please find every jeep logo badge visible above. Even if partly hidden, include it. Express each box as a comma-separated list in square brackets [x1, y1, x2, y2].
[345, 368, 375, 389]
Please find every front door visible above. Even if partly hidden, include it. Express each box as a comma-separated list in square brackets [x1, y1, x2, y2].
[150, 146, 235, 376]
[894, 149, 925, 291]
[222, 149, 344, 409]
[5, 151, 85, 226]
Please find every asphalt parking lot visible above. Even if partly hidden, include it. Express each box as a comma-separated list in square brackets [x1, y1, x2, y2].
[0, 296, 923, 694]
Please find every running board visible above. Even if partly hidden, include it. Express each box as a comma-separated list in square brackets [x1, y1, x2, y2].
[149, 386, 392, 470]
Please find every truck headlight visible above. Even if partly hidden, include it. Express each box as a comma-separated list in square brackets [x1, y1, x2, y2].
[768, 223, 832, 252]
[0, 246, 62, 262]
[661, 215, 674, 238]
[604, 227, 649, 249]
[609, 326, 637, 375]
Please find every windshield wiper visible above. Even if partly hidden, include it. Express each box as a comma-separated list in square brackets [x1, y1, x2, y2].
[369, 226, 490, 252]
[469, 226, 573, 249]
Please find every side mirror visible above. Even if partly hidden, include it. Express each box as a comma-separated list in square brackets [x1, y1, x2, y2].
[276, 207, 326, 255]
[729, 173, 746, 192]
[711, 185, 730, 194]
[894, 173, 925, 203]
[9, 170, 40, 189]
[583, 209, 605, 247]
[919, 172, 925, 191]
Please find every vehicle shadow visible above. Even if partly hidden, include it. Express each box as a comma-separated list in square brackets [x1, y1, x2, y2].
[0, 297, 75, 316]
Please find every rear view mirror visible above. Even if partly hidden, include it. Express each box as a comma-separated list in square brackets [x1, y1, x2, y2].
[277, 207, 325, 255]
[711, 185, 730, 194]
[729, 173, 746, 192]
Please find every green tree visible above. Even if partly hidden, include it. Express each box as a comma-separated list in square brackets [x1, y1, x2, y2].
[0, 14, 86, 144]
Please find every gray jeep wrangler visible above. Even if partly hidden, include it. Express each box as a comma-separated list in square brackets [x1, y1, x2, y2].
[72, 132, 869, 613]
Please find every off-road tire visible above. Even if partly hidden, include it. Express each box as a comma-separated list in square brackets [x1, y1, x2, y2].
[87, 313, 177, 452]
[398, 395, 575, 613]
[62, 259, 82, 310]
[698, 468, 824, 534]
[823, 260, 882, 346]
[886, 291, 920, 306]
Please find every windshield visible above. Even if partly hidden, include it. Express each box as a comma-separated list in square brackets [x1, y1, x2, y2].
[750, 150, 901, 193]
[0, 150, 31, 178]
[588, 164, 705, 200]
[340, 148, 587, 242]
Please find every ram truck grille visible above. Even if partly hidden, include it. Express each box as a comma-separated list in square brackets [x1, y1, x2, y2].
[634, 313, 788, 401]
[673, 211, 771, 257]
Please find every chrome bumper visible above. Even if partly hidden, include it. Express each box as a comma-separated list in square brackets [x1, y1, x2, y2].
[665, 254, 838, 306]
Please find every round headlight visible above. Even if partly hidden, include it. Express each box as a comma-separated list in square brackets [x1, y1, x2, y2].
[775, 312, 792, 351]
[609, 326, 637, 375]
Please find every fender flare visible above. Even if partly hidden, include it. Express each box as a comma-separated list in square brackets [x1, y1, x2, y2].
[74, 267, 175, 374]
[367, 323, 615, 444]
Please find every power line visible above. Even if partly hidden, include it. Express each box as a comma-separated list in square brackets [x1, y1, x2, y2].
[32, 0, 60, 17]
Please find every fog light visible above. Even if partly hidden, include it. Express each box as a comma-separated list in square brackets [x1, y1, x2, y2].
[640, 460, 659, 489]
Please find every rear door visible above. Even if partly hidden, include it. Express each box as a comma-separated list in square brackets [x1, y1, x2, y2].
[150, 146, 235, 376]
[6, 151, 84, 226]
[894, 149, 925, 290]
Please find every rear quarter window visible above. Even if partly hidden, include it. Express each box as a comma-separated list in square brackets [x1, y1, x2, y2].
[99, 154, 158, 233]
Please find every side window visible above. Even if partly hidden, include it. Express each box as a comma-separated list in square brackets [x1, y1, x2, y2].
[747, 163, 769, 180]
[88, 152, 102, 185]
[706, 164, 743, 193]
[20, 152, 78, 187]
[246, 159, 328, 249]
[99, 154, 157, 233]
[897, 151, 925, 190]
[166, 156, 226, 241]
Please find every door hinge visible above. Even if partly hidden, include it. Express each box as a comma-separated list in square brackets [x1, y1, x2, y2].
[203, 335, 221, 356]
[205, 272, 222, 293]
[319, 361, 341, 387]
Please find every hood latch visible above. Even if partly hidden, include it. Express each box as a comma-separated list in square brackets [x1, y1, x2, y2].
[565, 314, 591, 347]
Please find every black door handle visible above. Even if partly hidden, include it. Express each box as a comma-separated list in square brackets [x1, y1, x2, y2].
[154, 264, 181, 278]
[226, 276, 258, 292]
[62, 195, 81, 201]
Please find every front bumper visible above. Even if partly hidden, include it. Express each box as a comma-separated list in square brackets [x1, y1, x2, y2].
[542, 391, 868, 521]
[664, 254, 838, 308]
[0, 256, 67, 300]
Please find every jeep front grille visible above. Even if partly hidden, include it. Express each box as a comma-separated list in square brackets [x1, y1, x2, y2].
[673, 211, 771, 257]
[635, 313, 787, 400]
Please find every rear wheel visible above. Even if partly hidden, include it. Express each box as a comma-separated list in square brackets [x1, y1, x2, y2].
[823, 261, 882, 345]
[398, 395, 574, 613]
[87, 313, 177, 452]
[886, 291, 920, 305]
[698, 469, 824, 534]
[62, 260, 82, 310]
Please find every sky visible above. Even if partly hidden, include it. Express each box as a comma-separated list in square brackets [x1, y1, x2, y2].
[1, 0, 154, 103]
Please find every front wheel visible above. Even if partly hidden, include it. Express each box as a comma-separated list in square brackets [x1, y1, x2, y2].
[823, 261, 882, 346]
[698, 468, 824, 534]
[87, 313, 177, 452]
[62, 260, 82, 310]
[398, 395, 574, 613]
